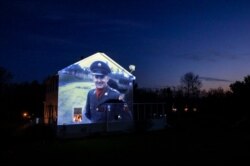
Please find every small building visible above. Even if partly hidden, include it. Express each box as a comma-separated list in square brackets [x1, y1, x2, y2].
[44, 75, 58, 125]
[44, 52, 136, 138]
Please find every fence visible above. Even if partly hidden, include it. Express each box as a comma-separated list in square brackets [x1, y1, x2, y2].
[133, 103, 167, 121]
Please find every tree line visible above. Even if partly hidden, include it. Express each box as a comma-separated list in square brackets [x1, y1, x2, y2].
[0, 67, 45, 123]
[134, 72, 250, 128]
[0, 67, 249, 128]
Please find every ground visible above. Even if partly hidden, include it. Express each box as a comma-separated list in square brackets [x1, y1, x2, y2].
[1, 115, 250, 165]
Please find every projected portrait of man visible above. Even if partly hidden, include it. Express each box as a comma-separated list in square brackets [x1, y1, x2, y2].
[84, 60, 132, 123]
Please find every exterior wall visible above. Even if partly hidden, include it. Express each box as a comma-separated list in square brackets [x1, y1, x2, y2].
[57, 122, 134, 138]
[44, 75, 58, 125]
[57, 52, 135, 126]
[55, 103, 168, 138]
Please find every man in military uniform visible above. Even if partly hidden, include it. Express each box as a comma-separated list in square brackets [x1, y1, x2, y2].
[84, 60, 133, 123]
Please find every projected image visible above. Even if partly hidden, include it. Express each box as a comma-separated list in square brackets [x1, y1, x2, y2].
[57, 53, 135, 125]
[73, 107, 82, 123]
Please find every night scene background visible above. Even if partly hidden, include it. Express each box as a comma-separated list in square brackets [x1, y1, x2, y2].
[1, 0, 250, 164]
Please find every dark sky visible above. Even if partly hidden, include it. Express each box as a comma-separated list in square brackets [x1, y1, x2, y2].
[1, 0, 250, 90]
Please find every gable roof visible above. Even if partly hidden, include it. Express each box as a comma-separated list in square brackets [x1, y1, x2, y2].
[58, 52, 135, 80]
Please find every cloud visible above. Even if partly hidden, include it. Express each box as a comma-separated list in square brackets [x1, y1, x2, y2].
[200, 76, 233, 82]
[179, 51, 250, 62]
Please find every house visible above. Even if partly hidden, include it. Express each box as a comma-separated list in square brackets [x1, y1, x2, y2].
[43, 52, 136, 137]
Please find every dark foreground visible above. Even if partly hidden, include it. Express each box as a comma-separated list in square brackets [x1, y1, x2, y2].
[1, 119, 250, 165]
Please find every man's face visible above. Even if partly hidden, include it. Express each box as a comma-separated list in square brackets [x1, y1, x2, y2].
[93, 74, 109, 89]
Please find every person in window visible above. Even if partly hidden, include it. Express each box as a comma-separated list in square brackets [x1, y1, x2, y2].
[84, 60, 132, 123]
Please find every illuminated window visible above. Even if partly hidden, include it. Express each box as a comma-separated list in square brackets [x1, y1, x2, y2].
[73, 108, 82, 123]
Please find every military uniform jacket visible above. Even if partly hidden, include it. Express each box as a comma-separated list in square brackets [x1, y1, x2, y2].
[85, 86, 121, 123]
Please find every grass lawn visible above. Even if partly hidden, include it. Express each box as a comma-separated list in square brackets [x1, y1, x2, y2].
[3, 125, 250, 165]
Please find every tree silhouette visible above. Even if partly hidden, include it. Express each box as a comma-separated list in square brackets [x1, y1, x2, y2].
[180, 72, 202, 97]
[0, 66, 12, 112]
[0, 66, 12, 92]
[230, 75, 250, 97]
[0, 67, 13, 123]
[230, 75, 250, 110]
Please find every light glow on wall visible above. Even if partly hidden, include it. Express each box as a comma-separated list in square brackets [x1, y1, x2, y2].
[57, 52, 135, 125]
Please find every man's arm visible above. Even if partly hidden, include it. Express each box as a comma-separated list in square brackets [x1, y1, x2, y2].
[85, 91, 91, 120]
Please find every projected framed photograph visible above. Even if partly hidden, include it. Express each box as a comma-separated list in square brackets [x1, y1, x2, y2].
[57, 53, 135, 125]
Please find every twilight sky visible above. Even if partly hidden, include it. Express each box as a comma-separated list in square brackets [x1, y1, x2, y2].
[1, 0, 250, 90]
